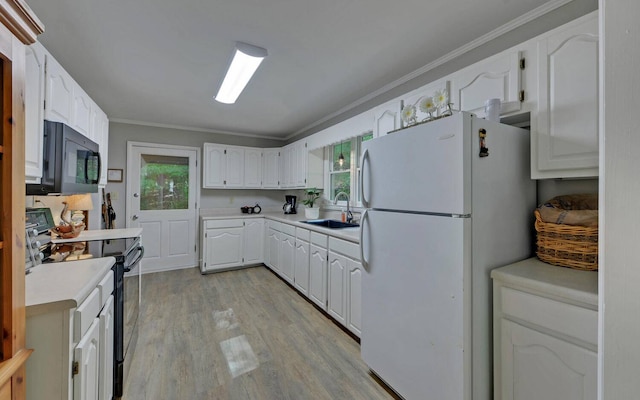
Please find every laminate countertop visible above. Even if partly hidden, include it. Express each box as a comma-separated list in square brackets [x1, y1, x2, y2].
[199, 211, 360, 243]
[26, 257, 115, 317]
[51, 227, 143, 243]
[491, 257, 598, 307]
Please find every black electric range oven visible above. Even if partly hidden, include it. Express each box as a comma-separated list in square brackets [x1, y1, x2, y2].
[39, 236, 143, 399]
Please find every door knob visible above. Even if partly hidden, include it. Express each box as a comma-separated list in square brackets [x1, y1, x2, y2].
[133, 193, 139, 198]
[132, 215, 139, 220]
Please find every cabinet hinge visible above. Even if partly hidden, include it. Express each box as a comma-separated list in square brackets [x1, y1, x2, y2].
[305, 143, 307, 148]
[224, 149, 227, 154]
[278, 152, 281, 156]
[519, 90, 525, 102]
[72, 361, 79, 376]
[520, 58, 526, 70]
[224, 180, 227, 185]
[194, 244, 197, 252]
[242, 257, 245, 263]
[43, 99, 46, 110]
[205, 232, 207, 238]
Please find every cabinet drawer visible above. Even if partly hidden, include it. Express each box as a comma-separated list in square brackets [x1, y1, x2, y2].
[204, 219, 243, 229]
[74, 288, 101, 341]
[279, 222, 296, 236]
[310, 232, 328, 247]
[97, 270, 113, 307]
[296, 227, 310, 242]
[500, 286, 598, 345]
[329, 237, 359, 260]
[267, 220, 282, 232]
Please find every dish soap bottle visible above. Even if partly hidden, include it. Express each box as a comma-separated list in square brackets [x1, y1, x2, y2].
[341, 208, 346, 222]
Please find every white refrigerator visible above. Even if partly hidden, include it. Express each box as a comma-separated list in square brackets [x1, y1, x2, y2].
[359, 111, 536, 400]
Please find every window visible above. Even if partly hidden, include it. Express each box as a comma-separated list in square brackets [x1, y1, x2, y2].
[326, 131, 374, 206]
[329, 139, 351, 201]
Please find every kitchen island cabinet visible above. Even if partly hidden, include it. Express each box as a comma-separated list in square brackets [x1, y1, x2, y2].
[492, 258, 598, 400]
[25, 257, 116, 400]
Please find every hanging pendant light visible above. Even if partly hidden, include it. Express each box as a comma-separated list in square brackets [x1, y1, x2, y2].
[338, 141, 345, 167]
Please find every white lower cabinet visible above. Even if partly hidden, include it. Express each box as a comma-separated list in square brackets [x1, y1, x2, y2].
[328, 237, 362, 336]
[294, 228, 310, 295]
[347, 259, 362, 336]
[200, 218, 265, 273]
[265, 222, 281, 273]
[278, 229, 296, 284]
[328, 251, 348, 325]
[26, 267, 114, 400]
[492, 258, 598, 400]
[308, 233, 328, 311]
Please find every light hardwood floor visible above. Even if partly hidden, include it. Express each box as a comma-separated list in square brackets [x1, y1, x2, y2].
[123, 266, 398, 400]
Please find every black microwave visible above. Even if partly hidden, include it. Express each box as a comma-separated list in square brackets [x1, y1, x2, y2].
[26, 121, 101, 195]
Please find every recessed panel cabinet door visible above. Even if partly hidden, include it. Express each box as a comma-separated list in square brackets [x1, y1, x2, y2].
[25, 42, 46, 183]
[347, 259, 362, 337]
[74, 318, 101, 400]
[244, 148, 262, 188]
[225, 147, 245, 188]
[535, 14, 599, 178]
[309, 244, 327, 310]
[243, 219, 264, 265]
[294, 239, 310, 295]
[203, 227, 244, 271]
[45, 55, 74, 124]
[203, 144, 226, 188]
[262, 149, 280, 188]
[500, 320, 597, 400]
[327, 251, 347, 325]
[98, 296, 114, 400]
[279, 233, 295, 283]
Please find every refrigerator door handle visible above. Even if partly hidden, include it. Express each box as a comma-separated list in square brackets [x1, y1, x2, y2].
[359, 209, 369, 270]
[360, 148, 370, 208]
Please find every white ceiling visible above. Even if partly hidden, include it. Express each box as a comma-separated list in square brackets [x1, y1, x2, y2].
[26, 0, 555, 139]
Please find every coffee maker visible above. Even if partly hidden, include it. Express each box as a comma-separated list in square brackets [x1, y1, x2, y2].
[283, 195, 297, 214]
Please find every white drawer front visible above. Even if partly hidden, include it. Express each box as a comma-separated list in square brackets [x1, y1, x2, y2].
[296, 227, 310, 242]
[204, 219, 244, 229]
[97, 270, 114, 307]
[501, 286, 598, 345]
[74, 288, 101, 341]
[310, 232, 328, 247]
[329, 237, 359, 260]
[279, 222, 296, 236]
[267, 220, 282, 232]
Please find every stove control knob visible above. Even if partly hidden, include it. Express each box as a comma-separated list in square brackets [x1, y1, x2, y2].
[27, 228, 38, 237]
[30, 240, 41, 249]
[35, 252, 44, 261]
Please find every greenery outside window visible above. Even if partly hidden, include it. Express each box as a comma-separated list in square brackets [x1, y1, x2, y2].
[327, 131, 374, 206]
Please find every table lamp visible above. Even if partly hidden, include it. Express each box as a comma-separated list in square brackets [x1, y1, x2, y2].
[62, 194, 94, 227]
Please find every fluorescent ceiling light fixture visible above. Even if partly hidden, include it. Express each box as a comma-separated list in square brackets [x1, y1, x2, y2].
[214, 42, 268, 104]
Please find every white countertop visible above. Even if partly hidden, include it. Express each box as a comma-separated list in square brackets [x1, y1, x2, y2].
[199, 211, 360, 243]
[491, 257, 598, 307]
[52, 227, 143, 243]
[26, 257, 116, 317]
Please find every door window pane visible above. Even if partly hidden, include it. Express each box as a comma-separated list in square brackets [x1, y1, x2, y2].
[140, 154, 189, 210]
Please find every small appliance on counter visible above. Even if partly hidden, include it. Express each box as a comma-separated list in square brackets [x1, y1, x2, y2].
[283, 195, 297, 214]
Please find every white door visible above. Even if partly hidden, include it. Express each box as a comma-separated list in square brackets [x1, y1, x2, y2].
[500, 320, 597, 400]
[128, 142, 199, 273]
[328, 251, 347, 325]
[309, 244, 327, 310]
[74, 318, 101, 400]
[98, 296, 114, 400]
[243, 219, 264, 265]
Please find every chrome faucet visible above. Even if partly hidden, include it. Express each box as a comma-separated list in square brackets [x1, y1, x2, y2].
[333, 192, 353, 223]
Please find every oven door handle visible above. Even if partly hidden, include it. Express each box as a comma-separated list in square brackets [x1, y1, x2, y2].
[124, 245, 144, 272]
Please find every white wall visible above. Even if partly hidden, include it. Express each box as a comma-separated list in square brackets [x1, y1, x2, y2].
[599, 0, 640, 398]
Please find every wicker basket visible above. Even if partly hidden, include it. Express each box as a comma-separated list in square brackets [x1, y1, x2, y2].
[534, 210, 598, 271]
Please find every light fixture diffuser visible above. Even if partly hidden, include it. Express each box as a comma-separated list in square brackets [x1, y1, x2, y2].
[214, 42, 267, 104]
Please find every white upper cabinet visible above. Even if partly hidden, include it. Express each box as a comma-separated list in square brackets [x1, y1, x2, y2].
[295, 141, 307, 187]
[25, 42, 46, 183]
[243, 148, 262, 188]
[451, 51, 522, 118]
[262, 148, 280, 188]
[90, 103, 109, 187]
[44, 53, 74, 124]
[372, 101, 401, 137]
[203, 144, 226, 188]
[533, 12, 599, 179]
[225, 146, 245, 188]
[71, 86, 92, 137]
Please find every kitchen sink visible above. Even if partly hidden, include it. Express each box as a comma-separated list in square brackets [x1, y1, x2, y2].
[302, 219, 359, 229]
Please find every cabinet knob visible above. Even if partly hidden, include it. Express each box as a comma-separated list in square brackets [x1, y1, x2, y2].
[132, 215, 139, 220]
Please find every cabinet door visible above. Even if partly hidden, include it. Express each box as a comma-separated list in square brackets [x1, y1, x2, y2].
[500, 319, 597, 400]
[262, 148, 280, 188]
[74, 318, 101, 400]
[98, 296, 114, 400]
[91, 105, 109, 187]
[279, 233, 295, 283]
[347, 259, 362, 337]
[294, 239, 310, 295]
[25, 43, 46, 183]
[452, 51, 521, 117]
[45, 55, 74, 124]
[202, 227, 244, 272]
[309, 244, 327, 310]
[243, 148, 262, 188]
[295, 141, 307, 187]
[203, 144, 226, 188]
[243, 219, 264, 265]
[267, 228, 280, 272]
[71, 86, 92, 137]
[535, 14, 599, 178]
[225, 147, 245, 188]
[328, 251, 347, 325]
[373, 101, 400, 137]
